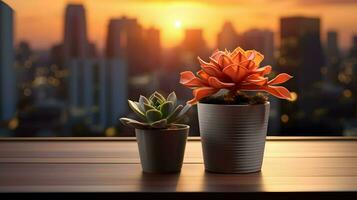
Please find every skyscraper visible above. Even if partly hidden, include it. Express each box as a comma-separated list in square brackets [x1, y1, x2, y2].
[279, 16, 324, 94]
[63, 4, 89, 59]
[63, 4, 95, 122]
[0, 2, 16, 121]
[96, 59, 127, 129]
[144, 27, 161, 72]
[217, 21, 239, 51]
[326, 31, 340, 63]
[326, 31, 340, 82]
[349, 35, 357, 58]
[241, 29, 274, 66]
[279, 16, 326, 135]
[182, 29, 208, 57]
[106, 17, 145, 76]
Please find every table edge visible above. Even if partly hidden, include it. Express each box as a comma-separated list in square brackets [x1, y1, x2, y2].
[0, 136, 356, 141]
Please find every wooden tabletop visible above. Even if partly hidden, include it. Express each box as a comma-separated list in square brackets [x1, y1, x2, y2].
[1, 137, 357, 195]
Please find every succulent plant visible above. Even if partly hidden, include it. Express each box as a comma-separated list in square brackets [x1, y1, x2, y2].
[180, 46, 293, 104]
[120, 91, 191, 129]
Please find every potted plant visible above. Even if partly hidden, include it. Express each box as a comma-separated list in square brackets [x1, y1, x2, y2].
[120, 91, 191, 173]
[180, 47, 293, 173]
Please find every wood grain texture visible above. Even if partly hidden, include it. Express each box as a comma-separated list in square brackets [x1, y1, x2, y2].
[0, 138, 357, 193]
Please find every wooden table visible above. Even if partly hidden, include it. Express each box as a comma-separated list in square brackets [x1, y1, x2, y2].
[0, 137, 357, 198]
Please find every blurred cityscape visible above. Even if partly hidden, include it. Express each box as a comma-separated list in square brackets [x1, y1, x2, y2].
[1, 1, 357, 137]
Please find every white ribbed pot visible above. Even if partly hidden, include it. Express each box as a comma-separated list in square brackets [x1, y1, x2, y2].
[198, 102, 270, 173]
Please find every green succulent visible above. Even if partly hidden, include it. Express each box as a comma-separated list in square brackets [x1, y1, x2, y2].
[120, 91, 191, 129]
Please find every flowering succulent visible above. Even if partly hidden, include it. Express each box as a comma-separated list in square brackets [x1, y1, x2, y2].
[120, 91, 191, 129]
[180, 47, 293, 104]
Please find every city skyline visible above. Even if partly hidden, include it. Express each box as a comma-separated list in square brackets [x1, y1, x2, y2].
[4, 0, 357, 51]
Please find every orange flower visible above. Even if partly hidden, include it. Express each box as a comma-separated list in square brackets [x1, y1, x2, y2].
[180, 47, 293, 104]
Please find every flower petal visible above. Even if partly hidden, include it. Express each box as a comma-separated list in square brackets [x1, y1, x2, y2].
[201, 63, 226, 78]
[243, 74, 268, 86]
[196, 70, 210, 82]
[198, 56, 220, 70]
[268, 73, 293, 85]
[235, 64, 250, 82]
[222, 64, 237, 81]
[265, 85, 292, 100]
[180, 71, 206, 88]
[187, 87, 219, 105]
[239, 60, 256, 70]
[239, 84, 292, 100]
[208, 76, 235, 89]
[231, 51, 247, 64]
[210, 50, 224, 61]
[217, 54, 233, 68]
[252, 65, 272, 76]
[246, 50, 264, 66]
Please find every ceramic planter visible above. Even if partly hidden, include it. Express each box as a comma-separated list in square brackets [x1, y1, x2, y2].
[198, 102, 270, 173]
[135, 124, 189, 173]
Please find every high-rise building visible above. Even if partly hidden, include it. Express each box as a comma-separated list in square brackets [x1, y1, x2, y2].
[325, 31, 340, 82]
[349, 35, 357, 58]
[63, 4, 89, 59]
[144, 27, 161, 72]
[0, 2, 16, 121]
[326, 31, 340, 63]
[182, 29, 208, 57]
[241, 29, 274, 66]
[217, 21, 239, 51]
[279, 16, 324, 95]
[106, 17, 145, 76]
[96, 59, 128, 129]
[63, 4, 95, 122]
[279, 16, 326, 135]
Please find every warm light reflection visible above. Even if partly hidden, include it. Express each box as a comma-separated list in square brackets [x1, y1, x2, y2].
[174, 20, 182, 29]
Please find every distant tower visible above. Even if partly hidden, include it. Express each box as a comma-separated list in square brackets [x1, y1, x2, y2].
[106, 17, 145, 76]
[63, 4, 94, 122]
[144, 27, 161, 72]
[349, 35, 357, 58]
[63, 4, 89, 59]
[217, 21, 239, 51]
[182, 29, 207, 56]
[325, 31, 340, 82]
[279, 16, 324, 94]
[279, 16, 325, 135]
[326, 31, 340, 63]
[0, 2, 16, 121]
[97, 18, 134, 128]
[241, 29, 274, 66]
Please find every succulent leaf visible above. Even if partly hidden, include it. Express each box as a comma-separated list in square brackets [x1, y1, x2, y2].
[167, 92, 177, 107]
[146, 109, 163, 123]
[150, 119, 168, 128]
[149, 95, 163, 108]
[152, 91, 166, 101]
[166, 105, 183, 124]
[143, 103, 156, 112]
[120, 118, 152, 129]
[159, 101, 174, 118]
[139, 95, 150, 111]
[174, 104, 192, 122]
[128, 100, 145, 119]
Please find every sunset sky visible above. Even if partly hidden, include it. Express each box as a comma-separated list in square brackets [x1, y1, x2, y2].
[4, 0, 357, 51]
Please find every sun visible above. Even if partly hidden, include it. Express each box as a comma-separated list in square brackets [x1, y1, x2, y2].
[174, 20, 182, 29]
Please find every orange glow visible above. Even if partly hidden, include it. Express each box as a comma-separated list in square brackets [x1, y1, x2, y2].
[174, 20, 182, 29]
[3, 0, 357, 50]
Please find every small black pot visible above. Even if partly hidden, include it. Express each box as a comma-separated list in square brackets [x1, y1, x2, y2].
[135, 124, 189, 173]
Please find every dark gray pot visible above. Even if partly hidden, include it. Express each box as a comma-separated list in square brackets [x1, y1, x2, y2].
[135, 124, 189, 173]
[198, 102, 270, 173]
